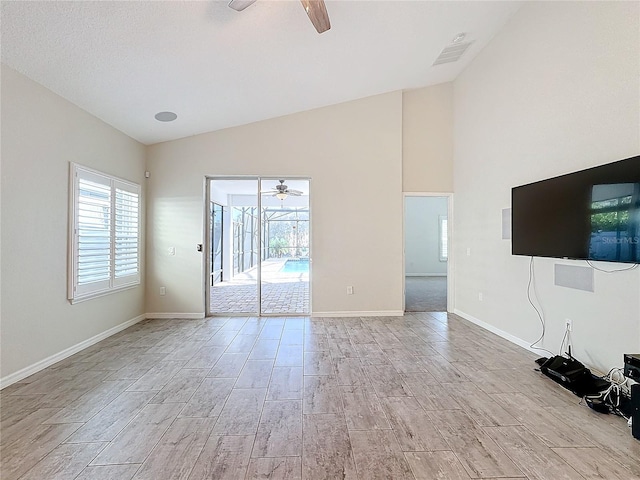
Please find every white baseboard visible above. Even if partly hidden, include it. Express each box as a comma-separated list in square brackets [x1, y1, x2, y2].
[145, 313, 205, 320]
[0, 314, 146, 390]
[312, 310, 404, 318]
[405, 273, 447, 277]
[453, 309, 539, 355]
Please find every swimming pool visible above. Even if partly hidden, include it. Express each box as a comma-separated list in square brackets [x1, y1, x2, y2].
[281, 259, 309, 273]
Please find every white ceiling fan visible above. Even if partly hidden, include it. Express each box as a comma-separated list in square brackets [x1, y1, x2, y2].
[261, 180, 304, 200]
[228, 0, 331, 34]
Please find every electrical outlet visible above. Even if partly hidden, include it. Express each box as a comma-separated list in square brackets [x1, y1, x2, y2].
[478, 292, 483, 301]
[466, 248, 471, 256]
[160, 286, 166, 296]
[565, 318, 572, 332]
[168, 247, 176, 256]
[347, 286, 354, 295]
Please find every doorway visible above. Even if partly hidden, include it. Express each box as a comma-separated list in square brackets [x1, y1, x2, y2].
[404, 195, 451, 312]
[206, 177, 311, 316]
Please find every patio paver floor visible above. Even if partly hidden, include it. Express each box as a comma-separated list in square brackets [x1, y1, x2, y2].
[209, 258, 309, 315]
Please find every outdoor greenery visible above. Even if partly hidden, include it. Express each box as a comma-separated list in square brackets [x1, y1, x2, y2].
[591, 197, 630, 232]
[264, 207, 309, 258]
[226, 206, 310, 274]
[269, 237, 289, 257]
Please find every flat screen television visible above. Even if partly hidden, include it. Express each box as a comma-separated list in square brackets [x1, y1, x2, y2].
[512, 155, 640, 263]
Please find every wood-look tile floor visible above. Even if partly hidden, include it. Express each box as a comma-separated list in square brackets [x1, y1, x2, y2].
[2, 312, 639, 480]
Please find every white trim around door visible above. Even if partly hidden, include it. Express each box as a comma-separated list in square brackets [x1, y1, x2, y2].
[402, 192, 454, 313]
[204, 176, 312, 317]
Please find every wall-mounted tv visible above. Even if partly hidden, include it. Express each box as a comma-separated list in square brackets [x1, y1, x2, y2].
[512, 155, 640, 263]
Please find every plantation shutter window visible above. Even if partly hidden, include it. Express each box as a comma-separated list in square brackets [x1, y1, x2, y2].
[114, 183, 140, 285]
[76, 172, 112, 295]
[69, 164, 140, 303]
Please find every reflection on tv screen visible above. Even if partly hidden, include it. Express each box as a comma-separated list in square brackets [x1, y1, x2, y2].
[589, 183, 640, 262]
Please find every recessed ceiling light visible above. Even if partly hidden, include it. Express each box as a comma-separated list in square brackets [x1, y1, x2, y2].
[155, 111, 177, 122]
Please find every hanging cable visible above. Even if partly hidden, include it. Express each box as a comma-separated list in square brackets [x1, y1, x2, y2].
[527, 257, 554, 356]
[586, 260, 639, 273]
[558, 327, 569, 355]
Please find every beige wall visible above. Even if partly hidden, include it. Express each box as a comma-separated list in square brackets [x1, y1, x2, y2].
[402, 83, 453, 193]
[0, 66, 146, 383]
[453, 1, 640, 371]
[146, 91, 404, 316]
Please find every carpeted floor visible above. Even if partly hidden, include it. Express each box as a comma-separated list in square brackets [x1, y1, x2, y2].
[405, 276, 447, 312]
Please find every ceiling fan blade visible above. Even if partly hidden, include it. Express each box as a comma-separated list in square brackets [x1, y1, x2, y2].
[287, 189, 304, 195]
[228, 0, 257, 12]
[300, 0, 331, 34]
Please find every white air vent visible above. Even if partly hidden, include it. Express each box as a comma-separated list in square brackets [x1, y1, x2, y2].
[432, 41, 473, 66]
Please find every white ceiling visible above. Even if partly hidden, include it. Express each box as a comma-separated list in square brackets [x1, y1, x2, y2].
[1, 1, 522, 145]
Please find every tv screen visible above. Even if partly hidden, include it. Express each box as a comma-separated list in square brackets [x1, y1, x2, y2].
[512, 155, 640, 263]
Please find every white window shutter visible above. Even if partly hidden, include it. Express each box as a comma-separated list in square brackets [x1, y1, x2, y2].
[113, 180, 140, 286]
[69, 164, 141, 302]
[74, 171, 112, 297]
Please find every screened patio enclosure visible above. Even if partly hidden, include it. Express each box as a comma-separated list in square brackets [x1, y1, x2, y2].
[207, 178, 310, 315]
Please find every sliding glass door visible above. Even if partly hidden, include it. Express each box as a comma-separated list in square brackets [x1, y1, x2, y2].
[259, 178, 310, 315]
[208, 178, 259, 315]
[206, 177, 310, 316]
[210, 202, 223, 285]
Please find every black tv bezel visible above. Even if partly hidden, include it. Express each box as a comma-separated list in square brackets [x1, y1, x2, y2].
[511, 155, 640, 264]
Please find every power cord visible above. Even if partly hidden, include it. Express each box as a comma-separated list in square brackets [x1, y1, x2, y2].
[586, 260, 639, 273]
[584, 367, 631, 419]
[558, 325, 572, 357]
[530, 257, 638, 359]
[527, 257, 555, 356]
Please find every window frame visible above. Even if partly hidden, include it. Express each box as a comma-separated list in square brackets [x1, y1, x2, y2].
[68, 163, 141, 303]
[439, 215, 448, 262]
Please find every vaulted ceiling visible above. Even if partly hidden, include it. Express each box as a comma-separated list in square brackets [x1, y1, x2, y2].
[1, 1, 522, 145]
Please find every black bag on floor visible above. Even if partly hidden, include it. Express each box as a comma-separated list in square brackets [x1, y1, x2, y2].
[537, 355, 609, 397]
